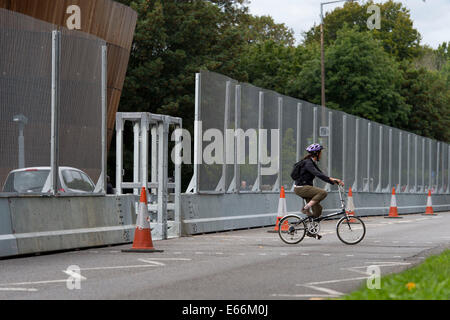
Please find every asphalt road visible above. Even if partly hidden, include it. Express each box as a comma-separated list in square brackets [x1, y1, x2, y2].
[0, 212, 449, 300]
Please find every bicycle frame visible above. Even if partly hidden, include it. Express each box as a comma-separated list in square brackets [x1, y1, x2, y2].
[301, 185, 348, 223]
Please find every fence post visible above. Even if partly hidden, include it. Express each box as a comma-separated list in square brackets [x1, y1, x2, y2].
[115, 114, 123, 195]
[50, 30, 61, 195]
[365, 122, 371, 192]
[414, 135, 418, 193]
[342, 115, 347, 188]
[253, 91, 264, 192]
[388, 128, 392, 191]
[353, 118, 359, 191]
[398, 131, 402, 192]
[100, 45, 107, 193]
[429, 139, 432, 191]
[234, 85, 241, 192]
[407, 133, 410, 192]
[133, 122, 140, 196]
[276, 96, 283, 192]
[422, 138, 425, 193]
[157, 119, 169, 240]
[325, 111, 332, 192]
[436, 142, 440, 193]
[218, 81, 231, 193]
[377, 125, 382, 192]
[186, 73, 201, 193]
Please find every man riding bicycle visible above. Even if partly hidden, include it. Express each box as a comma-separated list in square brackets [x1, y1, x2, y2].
[292, 143, 344, 238]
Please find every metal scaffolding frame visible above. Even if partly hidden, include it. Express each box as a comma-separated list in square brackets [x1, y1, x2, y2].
[115, 112, 182, 239]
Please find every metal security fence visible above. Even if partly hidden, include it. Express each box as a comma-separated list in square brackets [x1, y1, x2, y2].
[0, 9, 107, 195]
[188, 70, 450, 194]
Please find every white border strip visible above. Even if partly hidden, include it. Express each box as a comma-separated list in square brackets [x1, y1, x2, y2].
[182, 205, 450, 224]
[0, 225, 135, 240]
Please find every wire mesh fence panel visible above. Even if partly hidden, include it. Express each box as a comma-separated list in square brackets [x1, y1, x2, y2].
[239, 82, 259, 192]
[369, 122, 380, 192]
[408, 134, 416, 192]
[399, 130, 408, 193]
[357, 118, 369, 192]
[299, 101, 315, 159]
[281, 95, 298, 190]
[330, 110, 344, 191]
[430, 139, 437, 192]
[225, 82, 236, 192]
[416, 136, 424, 192]
[391, 128, 400, 192]
[380, 125, 390, 192]
[198, 71, 232, 192]
[261, 89, 279, 191]
[192, 70, 450, 194]
[59, 29, 104, 191]
[315, 105, 330, 190]
[0, 10, 55, 193]
[441, 143, 448, 193]
[423, 138, 430, 192]
[345, 114, 357, 191]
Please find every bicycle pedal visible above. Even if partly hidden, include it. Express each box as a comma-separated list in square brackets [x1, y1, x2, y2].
[316, 235, 322, 240]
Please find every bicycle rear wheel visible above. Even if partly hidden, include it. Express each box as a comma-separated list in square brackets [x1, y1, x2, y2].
[336, 216, 366, 245]
[278, 215, 307, 244]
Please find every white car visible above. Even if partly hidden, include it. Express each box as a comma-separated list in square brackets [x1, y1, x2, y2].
[2, 167, 95, 193]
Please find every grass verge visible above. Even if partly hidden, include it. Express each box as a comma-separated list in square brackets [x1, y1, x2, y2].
[340, 249, 450, 300]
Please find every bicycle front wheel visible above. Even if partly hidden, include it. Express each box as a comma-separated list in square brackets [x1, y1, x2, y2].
[336, 216, 366, 245]
[278, 215, 307, 245]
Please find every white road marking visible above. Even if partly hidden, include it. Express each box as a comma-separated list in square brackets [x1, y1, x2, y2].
[138, 259, 166, 266]
[80, 263, 159, 271]
[139, 258, 191, 261]
[301, 253, 309, 256]
[323, 254, 331, 256]
[0, 287, 38, 292]
[300, 276, 369, 286]
[346, 254, 354, 257]
[0, 279, 68, 286]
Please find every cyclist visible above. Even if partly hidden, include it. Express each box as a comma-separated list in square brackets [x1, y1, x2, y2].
[292, 143, 344, 238]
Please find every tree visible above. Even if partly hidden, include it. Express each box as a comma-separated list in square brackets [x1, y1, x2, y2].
[303, 0, 422, 61]
[401, 64, 450, 142]
[291, 26, 410, 127]
[239, 14, 295, 46]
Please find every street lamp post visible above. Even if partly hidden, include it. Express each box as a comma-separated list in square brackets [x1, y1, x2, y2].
[13, 114, 28, 169]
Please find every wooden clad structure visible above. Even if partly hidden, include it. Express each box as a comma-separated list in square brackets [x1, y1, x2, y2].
[0, 0, 137, 147]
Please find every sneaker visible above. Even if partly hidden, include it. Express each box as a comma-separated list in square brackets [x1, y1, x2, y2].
[316, 234, 322, 240]
[301, 207, 312, 216]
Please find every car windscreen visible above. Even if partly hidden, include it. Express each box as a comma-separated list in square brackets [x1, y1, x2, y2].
[61, 170, 94, 192]
[2, 170, 50, 193]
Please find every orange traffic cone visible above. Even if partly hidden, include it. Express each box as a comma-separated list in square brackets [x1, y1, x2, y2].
[268, 187, 289, 233]
[122, 187, 163, 253]
[385, 187, 402, 219]
[422, 190, 437, 216]
[346, 187, 357, 223]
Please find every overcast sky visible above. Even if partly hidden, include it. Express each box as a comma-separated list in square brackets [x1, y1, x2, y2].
[246, 0, 450, 49]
